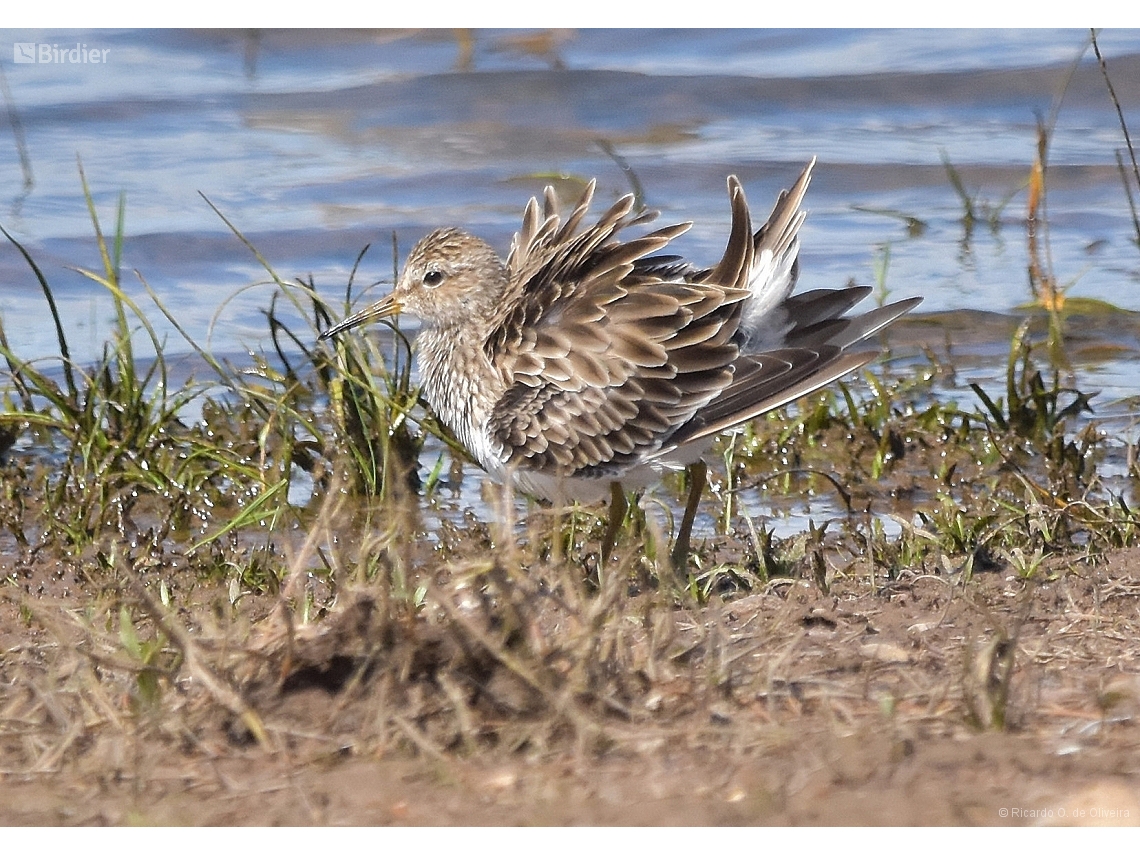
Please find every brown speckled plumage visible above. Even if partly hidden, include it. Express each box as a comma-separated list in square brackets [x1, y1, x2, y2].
[322, 160, 921, 510]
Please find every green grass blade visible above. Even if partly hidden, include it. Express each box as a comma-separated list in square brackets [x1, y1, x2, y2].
[0, 223, 77, 399]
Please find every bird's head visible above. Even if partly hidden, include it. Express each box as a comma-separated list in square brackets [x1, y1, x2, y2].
[320, 228, 508, 340]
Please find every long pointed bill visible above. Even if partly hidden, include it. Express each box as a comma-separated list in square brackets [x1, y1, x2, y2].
[319, 292, 403, 340]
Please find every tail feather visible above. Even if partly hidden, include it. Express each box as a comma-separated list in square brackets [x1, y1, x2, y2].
[781, 286, 871, 331]
[656, 160, 923, 457]
[753, 157, 815, 262]
[738, 158, 816, 350]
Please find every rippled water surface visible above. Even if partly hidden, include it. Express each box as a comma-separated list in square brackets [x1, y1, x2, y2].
[2, 28, 1140, 530]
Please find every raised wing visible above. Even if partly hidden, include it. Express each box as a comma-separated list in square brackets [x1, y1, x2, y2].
[486, 178, 756, 476]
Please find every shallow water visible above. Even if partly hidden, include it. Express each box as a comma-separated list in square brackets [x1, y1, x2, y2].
[2, 28, 1140, 533]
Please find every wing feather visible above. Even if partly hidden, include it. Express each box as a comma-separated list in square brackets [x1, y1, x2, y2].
[486, 165, 921, 479]
[486, 178, 756, 475]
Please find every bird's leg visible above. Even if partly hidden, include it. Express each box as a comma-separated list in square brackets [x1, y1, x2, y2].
[671, 460, 707, 571]
[601, 481, 628, 565]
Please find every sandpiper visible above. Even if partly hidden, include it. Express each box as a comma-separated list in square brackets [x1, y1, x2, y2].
[321, 159, 921, 565]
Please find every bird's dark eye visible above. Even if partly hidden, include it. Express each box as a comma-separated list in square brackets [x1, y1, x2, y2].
[423, 270, 444, 288]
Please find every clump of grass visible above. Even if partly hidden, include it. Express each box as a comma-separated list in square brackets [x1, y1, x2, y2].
[0, 167, 277, 557]
[969, 320, 1096, 487]
[170, 198, 434, 508]
[0, 169, 455, 604]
